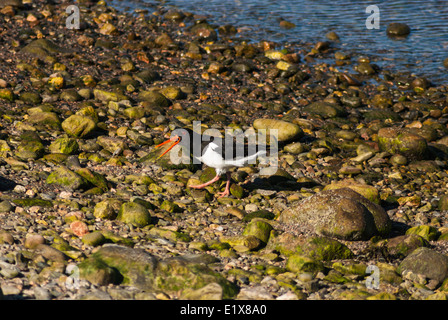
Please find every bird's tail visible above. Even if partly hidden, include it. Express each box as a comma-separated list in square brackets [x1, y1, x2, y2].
[222, 150, 267, 167]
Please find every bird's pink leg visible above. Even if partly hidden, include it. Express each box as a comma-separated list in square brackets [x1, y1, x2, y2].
[189, 174, 221, 189]
[216, 172, 231, 198]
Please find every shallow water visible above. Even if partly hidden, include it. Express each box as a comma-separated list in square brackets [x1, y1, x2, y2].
[110, 0, 448, 85]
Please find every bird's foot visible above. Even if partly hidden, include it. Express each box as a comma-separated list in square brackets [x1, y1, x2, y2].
[216, 189, 230, 198]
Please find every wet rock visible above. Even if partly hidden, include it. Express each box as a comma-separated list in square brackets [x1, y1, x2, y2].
[189, 23, 218, 41]
[278, 188, 391, 241]
[97, 136, 126, 155]
[155, 255, 237, 298]
[220, 235, 263, 252]
[253, 118, 303, 142]
[160, 86, 184, 100]
[279, 19, 296, 29]
[70, 220, 89, 237]
[323, 179, 380, 204]
[303, 101, 346, 118]
[123, 107, 145, 119]
[377, 127, 428, 160]
[0, 0, 22, 8]
[21, 39, 69, 63]
[387, 23, 411, 37]
[34, 244, 67, 262]
[148, 227, 191, 242]
[99, 23, 119, 36]
[356, 62, 378, 77]
[86, 245, 237, 298]
[16, 134, 44, 160]
[181, 282, 223, 300]
[138, 90, 171, 108]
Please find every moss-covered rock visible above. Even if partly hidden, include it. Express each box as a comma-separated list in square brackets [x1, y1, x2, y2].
[62, 115, 96, 138]
[27, 111, 61, 129]
[93, 89, 128, 103]
[21, 39, 68, 63]
[220, 235, 262, 252]
[46, 166, 89, 190]
[117, 202, 151, 227]
[242, 209, 275, 222]
[78, 257, 120, 286]
[12, 198, 53, 208]
[160, 200, 182, 213]
[378, 127, 428, 160]
[49, 136, 79, 154]
[81, 231, 107, 247]
[16, 139, 44, 160]
[296, 237, 353, 261]
[405, 225, 440, 241]
[147, 227, 191, 242]
[286, 254, 325, 274]
[75, 168, 109, 192]
[0, 88, 14, 101]
[86, 245, 238, 298]
[138, 90, 171, 107]
[242, 218, 273, 244]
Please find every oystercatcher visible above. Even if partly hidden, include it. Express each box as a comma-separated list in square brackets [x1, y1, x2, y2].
[155, 127, 267, 198]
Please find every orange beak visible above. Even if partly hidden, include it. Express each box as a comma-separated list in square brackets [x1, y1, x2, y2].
[155, 135, 181, 158]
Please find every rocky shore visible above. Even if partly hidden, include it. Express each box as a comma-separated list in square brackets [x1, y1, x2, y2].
[0, 0, 448, 301]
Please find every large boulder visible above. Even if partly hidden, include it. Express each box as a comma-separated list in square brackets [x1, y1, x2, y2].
[278, 188, 391, 241]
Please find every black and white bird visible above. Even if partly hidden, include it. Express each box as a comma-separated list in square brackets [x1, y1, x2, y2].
[155, 127, 267, 198]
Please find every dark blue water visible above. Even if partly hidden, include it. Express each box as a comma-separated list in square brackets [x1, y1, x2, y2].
[110, 0, 448, 85]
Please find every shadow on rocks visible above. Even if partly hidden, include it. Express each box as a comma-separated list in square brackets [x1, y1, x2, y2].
[0, 176, 16, 191]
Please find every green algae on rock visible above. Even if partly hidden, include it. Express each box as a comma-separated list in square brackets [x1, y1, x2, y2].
[117, 201, 151, 228]
[62, 115, 97, 138]
[377, 127, 428, 160]
[80, 245, 238, 298]
[46, 166, 89, 191]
